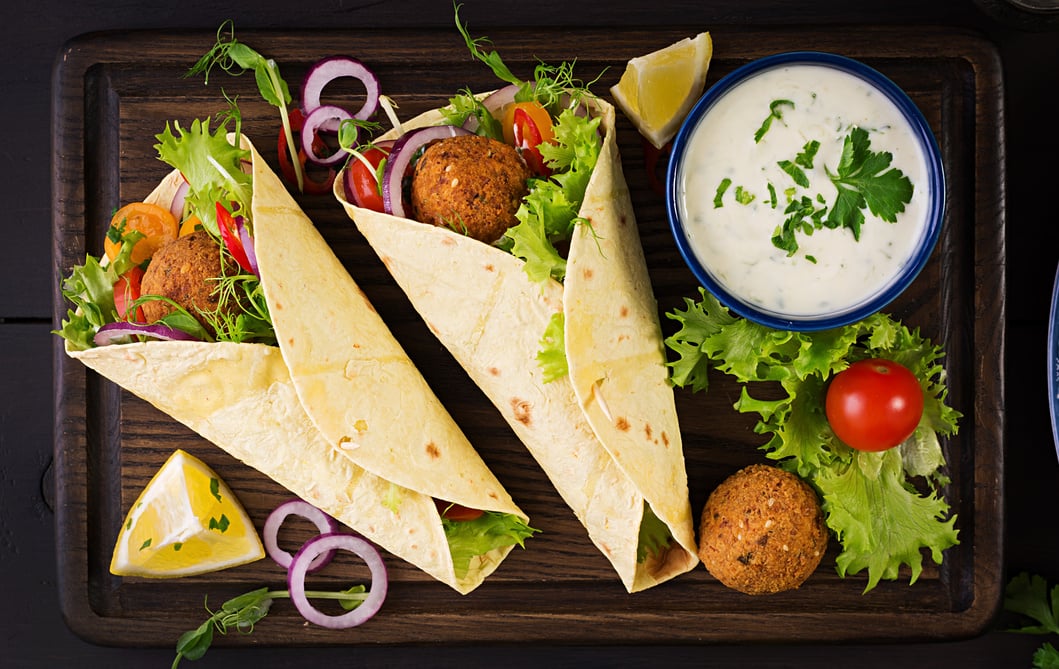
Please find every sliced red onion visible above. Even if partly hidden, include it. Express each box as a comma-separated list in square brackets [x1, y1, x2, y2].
[234, 216, 260, 277]
[461, 84, 520, 133]
[301, 56, 380, 122]
[301, 105, 353, 167]
[381, 125, 470, 218]
[169, 180, 189, 221]
[263, 500, 339, 573]
[287, 533, 388, 629]
[93, 321, 200, 346]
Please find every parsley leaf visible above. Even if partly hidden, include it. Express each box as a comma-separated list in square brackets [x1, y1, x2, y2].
[1004, 572, 1059, 669]
[825, 126, 914, 240]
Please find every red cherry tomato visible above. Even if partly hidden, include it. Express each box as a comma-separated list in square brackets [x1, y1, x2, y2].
[434, 499, 484, 522]
[346, 146, 389, 212]
[113, 266, 144, 322]
[502, 101, 555, 177]
[825, 358, 925, 452]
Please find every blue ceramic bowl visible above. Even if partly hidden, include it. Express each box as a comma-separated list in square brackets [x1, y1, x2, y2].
[665, 51, 945, 331]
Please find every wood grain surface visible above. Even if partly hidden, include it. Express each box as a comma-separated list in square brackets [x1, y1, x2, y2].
[52, 25, 1003, 646]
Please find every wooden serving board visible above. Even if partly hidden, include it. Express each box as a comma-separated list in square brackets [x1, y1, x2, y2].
[51, 25, 1004, 646]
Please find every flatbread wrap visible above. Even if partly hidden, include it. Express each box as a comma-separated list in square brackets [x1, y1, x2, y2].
[56, 121, 533, 594]
[334, 88, 699, 592]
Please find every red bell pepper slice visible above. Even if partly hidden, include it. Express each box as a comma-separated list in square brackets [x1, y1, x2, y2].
[215, 202, 254, 274]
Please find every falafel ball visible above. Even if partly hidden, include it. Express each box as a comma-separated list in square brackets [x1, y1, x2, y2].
[698, 464, 828, 595]
[139, 230, 234, 333]
[410, 134, 532, 244]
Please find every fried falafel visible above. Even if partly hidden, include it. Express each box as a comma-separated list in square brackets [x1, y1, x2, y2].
[698, 464, 828, 595]
[139, 230, 235, 333]
[410, 134, 532, 243]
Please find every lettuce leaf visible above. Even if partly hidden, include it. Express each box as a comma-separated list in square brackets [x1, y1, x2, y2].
[636, 501, 673, 563]
[500, 109, 602, 284]
[536, 311, 568, 382]
[54, 230, 143, 350]
[154, 114, 251, 236]
[664, 288, 962, 592]
[817, 449, 957, 593]
[442, 511, 538, 579]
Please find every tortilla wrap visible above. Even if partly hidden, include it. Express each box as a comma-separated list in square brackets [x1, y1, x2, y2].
[334, 97, 698, 592]
[66, 137, 527, 594]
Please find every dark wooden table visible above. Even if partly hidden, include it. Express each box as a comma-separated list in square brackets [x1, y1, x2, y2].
[6, 0, 1059, 666]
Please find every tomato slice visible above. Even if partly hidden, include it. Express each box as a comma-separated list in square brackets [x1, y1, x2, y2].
[114, 266, 145, 322]
[824, 358, 924, 452]
[346, 146, 389, 212]
[104, 202, 179, 265]
[503, 101, 555, 177]
[434, 499, 484, 522]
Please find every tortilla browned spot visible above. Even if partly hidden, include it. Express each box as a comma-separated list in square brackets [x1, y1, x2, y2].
[511, 398, 532, 426]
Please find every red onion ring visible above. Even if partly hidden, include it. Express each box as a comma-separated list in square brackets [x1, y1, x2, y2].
[381, 125, 470, 218]
[461, 84, 520, 133]
[301, 56, 380, 122]
[169, 180, 189, 221]
[301, 105, 353, 167]
[287, 533, 388, 629]
[263, 500, 338, 573]
[93, 321, 200, 346]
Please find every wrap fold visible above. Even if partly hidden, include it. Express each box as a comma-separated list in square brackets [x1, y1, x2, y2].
[66, 136, 527, 594]
[335, 97, 699, 592]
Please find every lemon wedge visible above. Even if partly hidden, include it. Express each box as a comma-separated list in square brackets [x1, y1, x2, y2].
[610, 32, 713, 149]
[110, 449, 264, 578]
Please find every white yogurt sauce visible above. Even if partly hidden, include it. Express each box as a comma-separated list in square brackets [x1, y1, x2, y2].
[676, 63, 930, 318]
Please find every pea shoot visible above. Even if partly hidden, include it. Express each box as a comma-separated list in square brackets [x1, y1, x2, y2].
[172, 585, 368, 668]
[187, 21, 304, 193]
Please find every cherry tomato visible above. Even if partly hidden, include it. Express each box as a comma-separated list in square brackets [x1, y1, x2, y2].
[825, 358, 924, 452]
[502, 101, 555, 177]
[113, 266, 145, 323]
[345, 146, 389, 212]
[434, 499, 484, 522]
[641, 136, 673, 198]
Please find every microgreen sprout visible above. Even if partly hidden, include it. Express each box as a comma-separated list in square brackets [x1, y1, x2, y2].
[188, 21, 304, 193]
[172, 585, 368, 668]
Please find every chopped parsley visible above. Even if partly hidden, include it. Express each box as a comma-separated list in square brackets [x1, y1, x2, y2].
[713, 178, 731, 208]
[734, 185, 755, 205]
[208, 515, 230, 533]
[727, 101, 915, 256]
[753, 98, 794, 143]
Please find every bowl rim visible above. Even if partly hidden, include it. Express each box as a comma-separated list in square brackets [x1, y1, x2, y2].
[665, 50, 946, 332]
